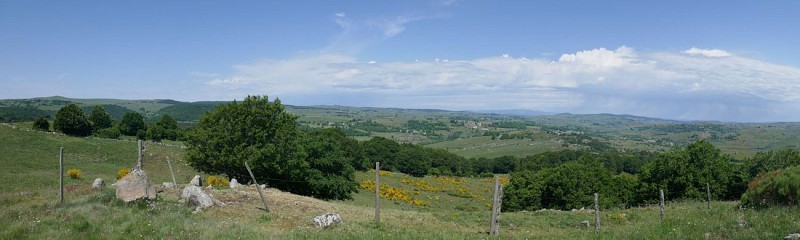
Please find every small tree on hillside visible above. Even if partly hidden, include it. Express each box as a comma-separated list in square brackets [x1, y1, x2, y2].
[54, 104, 91, 136]
[33, 116, 50, 131]
[119, 112, 146, 136]
[184, 95, 357, 200]
[639, 140, 735, 200]
[89, 105, 113, 131]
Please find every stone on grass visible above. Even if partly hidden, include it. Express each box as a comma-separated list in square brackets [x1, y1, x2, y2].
[162, 182, 176, 188]
[115, 168, 157, 202]
[581, 220, 590, 228]
[785, 233, 800, 240]
[230, 178, 241, 189]
[181, 185, 223, 213]
[92, 178, 104, 190]
[312, 213, 343, 228]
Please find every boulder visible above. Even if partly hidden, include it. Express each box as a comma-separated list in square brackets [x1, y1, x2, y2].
[230, 178, 241, 189]
[785, 233, 800, 240]
[92, 178, 104, 190]
[189, 175, 202, 187]
[312, 213, 343, 228]
[181, 185, 221, 212]
[162, 182, 177, 188]
[115, 168, 157, 202]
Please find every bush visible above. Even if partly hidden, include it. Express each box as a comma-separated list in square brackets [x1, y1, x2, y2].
[33, 116, 50, 131]
[741, 166, 800, 208]
[67, 168, 81, 179]
[94, 128, 121, 139]
[206, 175, 230, 188]
[54, 104, 92, 136]
[117, 168, 131, 180]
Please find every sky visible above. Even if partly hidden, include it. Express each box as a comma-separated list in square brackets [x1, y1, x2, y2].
[1, 1, 799, 122]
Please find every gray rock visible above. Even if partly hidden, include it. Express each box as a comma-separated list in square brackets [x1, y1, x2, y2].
[162, 182, 177, 188]
[115, 169, 157, 202]
[229, 178, 240, 189]
[189, 175, 202, 187]
[785, 233, 800, 240]
[92, 178, 104, 190]
[312, 213, 343, 228]
[581, 220, 590, 228]
[181, 185, 219, 212]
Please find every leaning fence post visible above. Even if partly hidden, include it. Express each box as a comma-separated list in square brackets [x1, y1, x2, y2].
[375, 162, 381, 226]
[594, 193, 600, 233]
[244, 161, 270, 212]
[659, 189, 665, 221]
[59, 147, 64, 204]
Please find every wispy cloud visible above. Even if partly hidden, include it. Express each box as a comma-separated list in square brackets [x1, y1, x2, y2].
[204, 46, 800, 122]
[324, 12, 443, 55]
[684, 47, 732, 57]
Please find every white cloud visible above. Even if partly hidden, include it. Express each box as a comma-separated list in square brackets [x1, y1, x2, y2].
[204, 46, 800, 122]
[684, 47, 732, 57]
[334, 12, 345, 18]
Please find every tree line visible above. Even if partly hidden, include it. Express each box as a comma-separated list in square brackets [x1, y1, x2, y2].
[40, 103, 183, 141]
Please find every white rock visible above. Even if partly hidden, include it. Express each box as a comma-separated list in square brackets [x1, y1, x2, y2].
[92, 178, 104, 190]
[312, 213, 343, 228]
[115, 169, 157, 202]
[163, 182, 177, 188]
[785, 233, 800, 240]
[181, 185, 216, 212]
[229, 178, 240, 189]
[189, 175, 201, 187]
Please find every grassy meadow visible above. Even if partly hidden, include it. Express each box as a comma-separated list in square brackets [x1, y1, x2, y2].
[2, 122, 800, 239]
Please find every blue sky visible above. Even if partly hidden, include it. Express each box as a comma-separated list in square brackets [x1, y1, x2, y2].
[1, 1, 799, 122]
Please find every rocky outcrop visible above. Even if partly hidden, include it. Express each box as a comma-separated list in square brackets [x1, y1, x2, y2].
[115, 168, 157, 202]
[162, 182, 177, 188]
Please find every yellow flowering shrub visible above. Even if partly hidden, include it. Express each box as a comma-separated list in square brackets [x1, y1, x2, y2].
[116, 168, 131, 180]
[359, 180, 427, 206]
[206, 175, 230, 188]
[401, 178, 440, 192]
[67, 168, 81, 179]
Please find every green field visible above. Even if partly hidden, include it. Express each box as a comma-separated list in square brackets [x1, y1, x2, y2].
[2, 123, 799, 239]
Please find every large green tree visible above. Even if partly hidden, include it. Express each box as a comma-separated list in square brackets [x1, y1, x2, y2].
[89, 105, 113, 131]
[639, 140, 736, 200]
[54, 104, 91, 136]
[118, 112, 146, 136]
[185, 96, 356, 200]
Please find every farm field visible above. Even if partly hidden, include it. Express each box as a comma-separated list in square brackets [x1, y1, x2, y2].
[1, 123, 799, 239]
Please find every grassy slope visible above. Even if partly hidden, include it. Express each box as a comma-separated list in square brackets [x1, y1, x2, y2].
[2, 123, 800, 239]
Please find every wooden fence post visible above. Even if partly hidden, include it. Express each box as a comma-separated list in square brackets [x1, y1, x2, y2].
[594, 193, 600, 233]
[706, 182, 711, 210]
[659, 189, 665, 221]
[59, 147, 64, 204]
[375, 162, 381, 226]
[244, 161, 270, 212]
[490, 176, 503, 236]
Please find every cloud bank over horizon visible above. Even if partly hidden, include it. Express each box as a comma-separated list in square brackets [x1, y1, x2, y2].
[201, 46, 800, 122]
